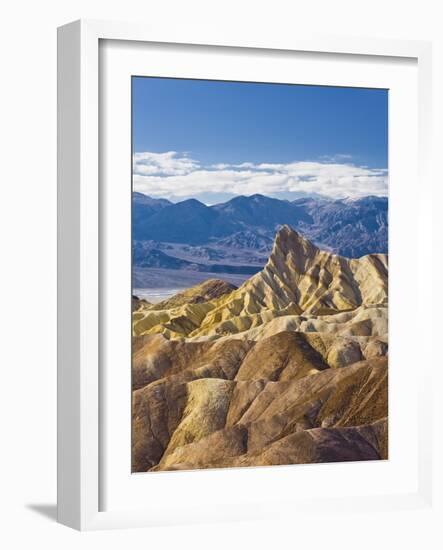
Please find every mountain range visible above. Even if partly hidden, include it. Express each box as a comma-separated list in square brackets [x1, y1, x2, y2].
[133, 192, 387, 253]
[132, 192, 387, 286]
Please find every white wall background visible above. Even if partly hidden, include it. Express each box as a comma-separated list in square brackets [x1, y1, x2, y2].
[0, 1, 441, 547]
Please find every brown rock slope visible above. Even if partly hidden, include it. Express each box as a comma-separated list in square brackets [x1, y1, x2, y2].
[132, 226, 388, 472]
[132, 353, 387, 472]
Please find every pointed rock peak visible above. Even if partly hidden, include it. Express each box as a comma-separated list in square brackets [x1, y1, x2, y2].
[265, 225, 320, 275]
[272, 225, 319, 258]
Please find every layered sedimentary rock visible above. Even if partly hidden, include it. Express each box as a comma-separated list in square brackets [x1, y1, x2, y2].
[132, 356, 387, 472]
[149, 278, 237, 311]
[132, 225, 388, 472]
[133, 226, 388, 340]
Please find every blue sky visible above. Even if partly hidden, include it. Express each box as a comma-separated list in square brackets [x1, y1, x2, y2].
[132, 77, 388, 204]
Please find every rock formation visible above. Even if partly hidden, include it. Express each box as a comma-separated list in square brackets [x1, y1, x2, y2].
[133, 226, 388, 339]
[132, 226, 388, 472]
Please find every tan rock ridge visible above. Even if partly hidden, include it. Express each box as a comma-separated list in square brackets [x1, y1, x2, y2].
[193, 225, 387, 338]
[149, 278, 237, 311]
[133, 226, 388, 340]
[212, 303, 388, 342]
[132, 330, 387, 391]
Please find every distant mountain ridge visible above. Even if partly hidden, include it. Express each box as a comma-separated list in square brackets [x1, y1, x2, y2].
[133, 245, 260, 276]
[133, 192, 387, 259]
[294, 195, 388, 257]
[212, 193, 312, 228]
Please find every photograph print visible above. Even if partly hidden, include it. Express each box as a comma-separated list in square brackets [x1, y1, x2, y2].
[131, 77, 388, 473]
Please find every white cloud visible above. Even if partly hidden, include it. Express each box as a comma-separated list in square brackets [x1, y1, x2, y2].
[133, 151, 199, 176]
[133, 151, 388, 203]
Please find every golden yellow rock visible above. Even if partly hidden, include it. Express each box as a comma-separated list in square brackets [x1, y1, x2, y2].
[133, 226, 388, 340]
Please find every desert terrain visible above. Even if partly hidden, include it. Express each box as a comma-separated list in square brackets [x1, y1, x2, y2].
[132, 225, 388, 472]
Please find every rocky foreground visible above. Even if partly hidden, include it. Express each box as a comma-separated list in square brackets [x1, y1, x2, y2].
[132, 226, 388, 472]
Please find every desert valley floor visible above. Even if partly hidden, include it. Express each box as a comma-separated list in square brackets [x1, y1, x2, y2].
[131, 226, 388, 472]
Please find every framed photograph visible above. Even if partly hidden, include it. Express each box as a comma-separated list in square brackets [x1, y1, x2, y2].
[57, 19, 433, 530]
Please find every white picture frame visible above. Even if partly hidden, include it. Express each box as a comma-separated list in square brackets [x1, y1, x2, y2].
[57, 19, 433, 531]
